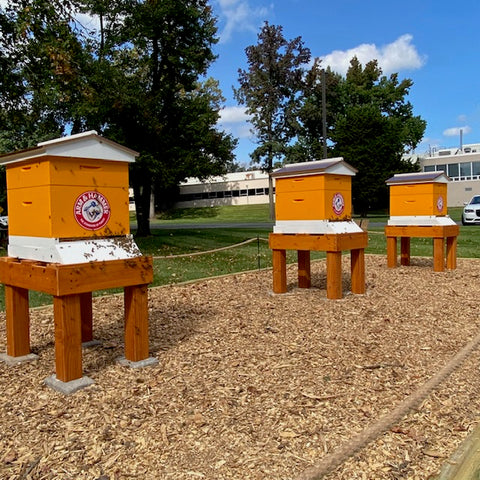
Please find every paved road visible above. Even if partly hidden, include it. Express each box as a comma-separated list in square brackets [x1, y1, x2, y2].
[131, 222, 275, 230]
[131, 221, 391, 230]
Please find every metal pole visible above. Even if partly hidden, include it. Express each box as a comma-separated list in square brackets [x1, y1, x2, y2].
[322, 69, 328, 159]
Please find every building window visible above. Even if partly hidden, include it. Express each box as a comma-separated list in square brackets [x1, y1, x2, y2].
[460, 162, 472, 178]
[436, 164, 446, 173]
[424, 165, 435, 172]
[473, 162, 480, 176]
[224, 191, 232, 197]
[447, 163, 459, 178]
[239, 189, 248, 196]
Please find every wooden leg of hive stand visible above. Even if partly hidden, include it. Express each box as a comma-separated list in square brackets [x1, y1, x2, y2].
[433, 237, 445, 272]
[272, 249, 287, 293]
[124, 285, 149, 362]
[326, 251, 342, 300]
[386, 236, 397, 268]
[5, 286, 30, 357]
[53, 294, 83, 382]
[351, 249, 365, 294]
[80, 292, 93, 343]
[400, 237, 411, 266]
[446, 236, 457, 270]
[297, 250, 311, 289]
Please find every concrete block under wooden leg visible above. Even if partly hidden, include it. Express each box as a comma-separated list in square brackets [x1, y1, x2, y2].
[82, 339, 102, 348]
[44, 374, 94, 395]
[116, 356, 159, 369]
[0, 352, 39, 365]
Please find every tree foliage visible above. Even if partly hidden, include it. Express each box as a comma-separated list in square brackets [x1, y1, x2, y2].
[234, 22, 310, 218]
[0, 0, 237, 233]
[237, 24, 426, 215]
[290, 60, 342, 163]
[330, 58, 426, 214]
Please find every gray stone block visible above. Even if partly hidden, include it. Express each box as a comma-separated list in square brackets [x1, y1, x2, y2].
[44, 375, 95, 395]
[0, 352, 39, 365]
[116, 356, 159, 369]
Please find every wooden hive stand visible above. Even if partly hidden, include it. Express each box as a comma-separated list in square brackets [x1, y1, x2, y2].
[385, 224, 459, 272]
[269, 231, 368, 299]
[0, 256, 156, 393]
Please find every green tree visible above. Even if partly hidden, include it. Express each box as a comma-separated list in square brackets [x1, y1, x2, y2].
[0, 0, 85, 150]
[290, 60, 342, 163]
[330, 58, 425, 215]
[0, 0, 236, 236]
[234, 22, 310, 218]
[78, 0, 237, 235]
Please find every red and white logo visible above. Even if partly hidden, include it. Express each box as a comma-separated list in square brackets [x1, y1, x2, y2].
[74, 191, 111, 230]
[332, 193, 345, 216]
[437, 195, 444, 213]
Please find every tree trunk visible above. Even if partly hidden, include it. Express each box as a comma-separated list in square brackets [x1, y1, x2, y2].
[132, 180, 152, 237]
[268, 175, 275, 221]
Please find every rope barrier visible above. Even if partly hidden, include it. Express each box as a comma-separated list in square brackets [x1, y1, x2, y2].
[294, 330, 480, 480]
[152, 237, 269, 260]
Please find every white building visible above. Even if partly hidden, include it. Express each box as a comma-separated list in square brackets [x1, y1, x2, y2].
[175, 170, 271, 208]
[417, 143, 480, 206]
[175, 143, 480, 209]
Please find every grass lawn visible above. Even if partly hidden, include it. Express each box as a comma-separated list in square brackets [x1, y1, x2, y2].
[0, 204, 476, 310]
[142, 203, 274, 224]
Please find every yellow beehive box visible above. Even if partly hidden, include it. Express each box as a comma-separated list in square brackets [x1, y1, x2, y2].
[0, 131, 137, 239]
[271, 158, 357, 222]
[386, 172, 449, 217]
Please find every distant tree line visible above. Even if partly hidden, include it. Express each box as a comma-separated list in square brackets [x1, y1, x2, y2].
[0, 4, 426, 231]
[235, 22, 426, 216]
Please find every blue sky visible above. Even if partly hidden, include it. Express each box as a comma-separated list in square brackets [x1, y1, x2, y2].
[209, 0, 480, 166]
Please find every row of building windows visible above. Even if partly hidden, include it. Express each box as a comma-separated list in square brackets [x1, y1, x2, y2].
[424, 161, 480, 181]
[179, 187, 272, 202]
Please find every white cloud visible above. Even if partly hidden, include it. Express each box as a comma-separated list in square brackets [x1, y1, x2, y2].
[443, 126, 472, 137]
[214, 0, 272, 43]
[320, 34, 426, 76]
[218, 106, 252, 139]
[458, 114, 468, 123]
[219, 106, 250, 123]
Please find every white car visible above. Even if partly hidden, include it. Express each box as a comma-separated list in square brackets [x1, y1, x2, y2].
[462, 196, 480, 225]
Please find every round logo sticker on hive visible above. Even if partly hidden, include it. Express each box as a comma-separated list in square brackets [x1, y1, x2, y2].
[437, 195, 444, 213]
[74, 191, 111, 230]
[332, 192, 345, 216]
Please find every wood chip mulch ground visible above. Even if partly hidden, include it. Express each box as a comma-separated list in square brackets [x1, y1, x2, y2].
[2, 254, 480, 480]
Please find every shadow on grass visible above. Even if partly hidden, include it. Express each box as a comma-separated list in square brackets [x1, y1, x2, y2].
[156, 207, 220, 220]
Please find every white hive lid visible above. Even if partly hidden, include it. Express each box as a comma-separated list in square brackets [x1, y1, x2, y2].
[271, 157, 357, 179]
[386, 171, 450, 185]
[0, 130, 139, 165]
